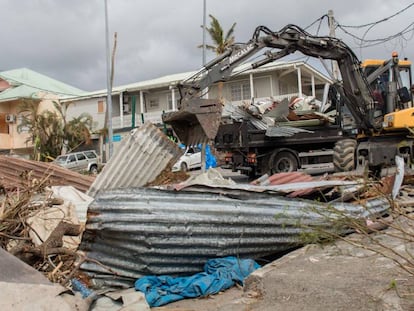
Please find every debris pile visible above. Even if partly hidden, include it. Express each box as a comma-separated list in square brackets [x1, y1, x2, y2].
[0, 155, 95, 193]
[0, 172, 88, 286]
[1, 123, 413, 310]
[222, 95, 335, 133]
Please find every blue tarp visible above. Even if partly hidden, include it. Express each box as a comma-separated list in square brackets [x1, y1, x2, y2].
[204, 144, 217, 169]
[135, 256, 260, 307]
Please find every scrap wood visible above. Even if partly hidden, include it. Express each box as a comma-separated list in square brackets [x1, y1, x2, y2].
[40, 221, 82, 253]
[0, 174, 53, 249]
[395, 185, 414, 213]
[0, 172, 102, 286]
[8, 220, 117, 286]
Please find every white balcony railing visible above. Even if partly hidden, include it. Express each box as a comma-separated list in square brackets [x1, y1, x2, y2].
[111, 94, 304, 130]
[112, 110, 174, 129]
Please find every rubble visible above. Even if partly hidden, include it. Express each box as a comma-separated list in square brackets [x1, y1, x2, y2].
[0, 155, 95, 192]
[1, 123, 413, 310]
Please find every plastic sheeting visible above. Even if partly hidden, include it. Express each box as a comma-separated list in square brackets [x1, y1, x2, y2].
[135, 256, 260, 307]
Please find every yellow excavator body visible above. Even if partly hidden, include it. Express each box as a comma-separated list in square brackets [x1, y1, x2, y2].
[383, 107, 414, 130]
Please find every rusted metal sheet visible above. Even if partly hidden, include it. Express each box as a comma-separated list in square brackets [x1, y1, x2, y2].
[87, 122, 182, 197]
[79, 187, 390, 288]
[251, 171, 314, 186]
[250, 172, 322, 197]
[0, 156, 94, 192]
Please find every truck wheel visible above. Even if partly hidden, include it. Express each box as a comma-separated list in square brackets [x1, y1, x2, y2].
[333, 139, 357, 172]
[89, 165, 98, 175]
[269, 151, 298, 174]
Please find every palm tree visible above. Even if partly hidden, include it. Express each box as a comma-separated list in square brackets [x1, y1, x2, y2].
[18, 100, 93, 161]
[201, 14, 236, 55]
[53, 101, 93, 154]
[200, 14, 236, 99]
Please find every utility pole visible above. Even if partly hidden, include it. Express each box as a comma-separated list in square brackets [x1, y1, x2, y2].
[202, 0, 207, 67]
[328, 10, 340, 81]
[201, 0, 207, 173]
[104, 0, 113, 159]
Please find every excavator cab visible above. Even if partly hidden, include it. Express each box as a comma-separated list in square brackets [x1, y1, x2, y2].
[162, 98, 222, 146]
[362, 53, 414, 131]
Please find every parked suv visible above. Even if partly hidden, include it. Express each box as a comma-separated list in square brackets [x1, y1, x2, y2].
[54, 150, 100, 174]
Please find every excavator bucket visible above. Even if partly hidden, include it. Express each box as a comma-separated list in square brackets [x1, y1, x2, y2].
[162, 98, 223, 146]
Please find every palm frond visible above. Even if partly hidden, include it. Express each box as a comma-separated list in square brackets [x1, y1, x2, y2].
[200, 14, 237, 56]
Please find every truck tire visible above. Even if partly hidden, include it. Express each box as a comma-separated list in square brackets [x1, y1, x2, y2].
[333, 139, 357, 172]
[269, 151, 298, 174]
[89, 164, 98, 175]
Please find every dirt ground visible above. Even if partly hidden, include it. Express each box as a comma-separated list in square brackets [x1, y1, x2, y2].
[157, 217, 414, 311]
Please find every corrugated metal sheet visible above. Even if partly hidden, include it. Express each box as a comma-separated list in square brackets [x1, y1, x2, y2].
[0, 156, 94, 192]
[175, 177, 361, 195]
[222, 103, 269, 130]
[251, 171, 314, 186]
[265, 126, 314, 137]
[87, 122, 182, 197]
[250, 172, 319, 197]
[79, 187, 390, 288]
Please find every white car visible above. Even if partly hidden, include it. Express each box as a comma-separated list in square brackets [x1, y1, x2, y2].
[172, 146, 202, 172]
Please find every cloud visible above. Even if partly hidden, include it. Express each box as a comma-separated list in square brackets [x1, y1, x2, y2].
[1, 0, 413, 91]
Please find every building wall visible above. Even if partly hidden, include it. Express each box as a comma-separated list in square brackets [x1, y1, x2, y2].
[67, 64, 330, 130]
[0, 100, 29, 150]
[1, 92, 77, 151]
[66, 97, 107, 132]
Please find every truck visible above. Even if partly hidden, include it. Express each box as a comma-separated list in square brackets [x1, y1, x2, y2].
[214, 56, 413, 176]
[162, 24, 414, 177]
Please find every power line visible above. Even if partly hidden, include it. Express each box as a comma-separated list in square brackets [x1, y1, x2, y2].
[334, 2, 414, 55]
[338, 2, 414, 29]
[304, 15, 327, 31]
[337, 22, 414, 48]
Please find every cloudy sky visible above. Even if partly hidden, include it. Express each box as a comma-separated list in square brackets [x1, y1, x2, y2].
[1, 0, 413, 92]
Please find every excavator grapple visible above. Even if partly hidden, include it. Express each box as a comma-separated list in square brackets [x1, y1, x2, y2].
[162, 98, 222, 146]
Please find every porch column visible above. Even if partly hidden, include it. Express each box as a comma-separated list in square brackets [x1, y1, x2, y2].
[119, 92, 124, 128]
[311, 74, 315, 97]
[171, 88, 176, 111]
[140, 91, 145, 125]
[296, 66, 303, 97]
[249, 73, 254, 100]
[270, 76, 274, 97]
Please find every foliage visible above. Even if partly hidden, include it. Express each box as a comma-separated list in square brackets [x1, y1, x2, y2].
[199, 14, 236, 100]
[199, 14, 236, 55]
[18, 100, 93, 161]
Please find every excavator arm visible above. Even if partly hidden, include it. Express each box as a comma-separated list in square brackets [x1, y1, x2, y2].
[163, 24, 379, 145]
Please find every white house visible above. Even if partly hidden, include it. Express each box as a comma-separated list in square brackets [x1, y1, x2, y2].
[62, 60, 331, 137]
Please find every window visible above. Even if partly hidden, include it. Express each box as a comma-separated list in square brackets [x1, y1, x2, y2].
[69, 155, 76, 163]
[279, 81, 288, 95]
[84, 151, 97, 159]
[98, 100, 105, 114]
[0, 113, 9, 134]
[230, 82, 250, 101]
[149, 98, 159, 109]
[76, 153, 86, 161]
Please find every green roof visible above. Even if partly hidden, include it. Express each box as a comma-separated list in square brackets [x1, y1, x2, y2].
[0, 68, 86, 98]
[0, 85, 41, 102]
